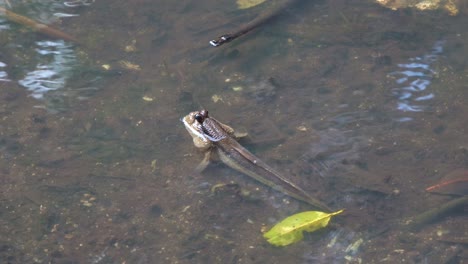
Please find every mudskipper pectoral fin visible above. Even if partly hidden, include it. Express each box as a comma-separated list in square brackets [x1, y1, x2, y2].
[195, 150, 213, 173]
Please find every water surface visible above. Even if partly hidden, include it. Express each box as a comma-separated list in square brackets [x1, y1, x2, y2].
[1, 0, 467, 263]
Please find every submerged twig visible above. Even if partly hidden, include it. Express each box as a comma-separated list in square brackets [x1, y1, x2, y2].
[405, 196, 468, 231]
[0, 7, 78, 43]
[209, 0, 302, 47]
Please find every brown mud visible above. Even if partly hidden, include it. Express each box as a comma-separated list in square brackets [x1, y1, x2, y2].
[0, 0, 467, 263]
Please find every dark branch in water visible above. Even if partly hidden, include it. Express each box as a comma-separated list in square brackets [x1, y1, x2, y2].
[209, 0, 301, 47]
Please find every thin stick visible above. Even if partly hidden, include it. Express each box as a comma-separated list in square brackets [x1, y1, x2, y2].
[0, 7, 78, 43]
[209, 0, 301, 47]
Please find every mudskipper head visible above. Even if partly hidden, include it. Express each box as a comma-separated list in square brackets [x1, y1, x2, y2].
[182, 110, 211, 148]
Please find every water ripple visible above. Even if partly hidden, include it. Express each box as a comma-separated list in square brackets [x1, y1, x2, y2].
[18, 40, 76, 99]
[0, 61, 10, 82]
[0, 16, 10, 31]
[389, 40, 445, 121]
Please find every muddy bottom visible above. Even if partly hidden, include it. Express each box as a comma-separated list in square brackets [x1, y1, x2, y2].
[0, 0, 467, 263]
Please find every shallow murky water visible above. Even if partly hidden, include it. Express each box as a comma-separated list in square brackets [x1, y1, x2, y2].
[1, 0, 467, 263]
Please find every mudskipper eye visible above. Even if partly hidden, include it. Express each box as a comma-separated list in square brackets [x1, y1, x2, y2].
[194, 113, 204, 123]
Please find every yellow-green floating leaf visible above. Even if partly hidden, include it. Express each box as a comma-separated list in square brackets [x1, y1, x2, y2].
[237, 0, 268, 10]
[263, 210, 343, 246]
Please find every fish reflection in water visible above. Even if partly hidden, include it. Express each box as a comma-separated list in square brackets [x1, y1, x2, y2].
[389, 40, 445, 122]
[18, 40, 76, 99]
